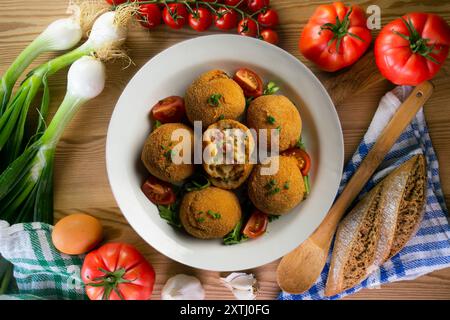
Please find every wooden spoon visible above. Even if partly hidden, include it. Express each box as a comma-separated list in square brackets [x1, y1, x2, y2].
[277, 81, 434, 294]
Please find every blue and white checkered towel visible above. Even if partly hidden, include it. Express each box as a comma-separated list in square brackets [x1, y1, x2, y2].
[279, 85, 450, 300]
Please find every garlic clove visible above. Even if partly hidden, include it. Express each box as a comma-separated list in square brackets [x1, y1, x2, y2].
[220, 272, 258, 300]
[161, 274, 205, 300]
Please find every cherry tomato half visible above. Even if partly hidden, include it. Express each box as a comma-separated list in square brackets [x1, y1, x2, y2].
[214, 8, 238, 30]
[260, 28, 279, 45]
[281, 148, 311, 176]
[257, 8, 278, 28]
[141, 175, 176, 205]
[238, 18, 258, 37]
[189, 7, 213, 32]
[150, 96, 186, 123]
[233, 68, 263, 98]
[162, 3, 188, 29]
[243, 210, 269, 239]
[139, 4, 162, 29]
[247, 0, 269, 13]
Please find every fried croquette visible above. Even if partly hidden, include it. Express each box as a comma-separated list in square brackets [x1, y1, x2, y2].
[141, 123, 194, 183]
[185, 70, 246, 127]
[248, 155, 305, 215]
[180, 187, 242, 239]
[246, 95, 302, 152]
[203, 119, 254, 189]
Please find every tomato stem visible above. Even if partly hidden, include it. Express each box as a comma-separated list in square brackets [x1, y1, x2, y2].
[319, 7, 364, 54]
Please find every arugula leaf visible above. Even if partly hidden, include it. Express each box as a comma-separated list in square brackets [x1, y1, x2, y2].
[158, 203, 181, 228]
[263, 81, 280, 95]
[223, 220, 248, 245]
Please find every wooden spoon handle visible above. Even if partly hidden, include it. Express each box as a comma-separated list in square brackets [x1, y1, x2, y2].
[312, 81, 434, 247]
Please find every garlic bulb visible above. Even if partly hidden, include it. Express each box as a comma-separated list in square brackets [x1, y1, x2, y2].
[220, 272, 258, 300]
[161, 274, 205, 300]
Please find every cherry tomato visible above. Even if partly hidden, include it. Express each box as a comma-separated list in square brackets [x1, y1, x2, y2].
[247, 0, 269, 13]
[162, 3, 188, 29]
[139, 4, 162, 29]
[299, 2, 372, 72]
[260, 28, 279, 45]
[233, 68, 263, 98]
[105, 0, 127, 4]
[189, 7, 213, 32]
[238, 18, 258, 37]
[82, 243, 155, 300]
[214, 8, 238, 30]
[224, 0, 246, 7]
[150, 96, 186, 123]
[257, 8, 278, 28]
[142, 175, 176, 206]
[243, 210, 269, 239]
[375, 13, 450, 85]
[281, 148, 311, 176]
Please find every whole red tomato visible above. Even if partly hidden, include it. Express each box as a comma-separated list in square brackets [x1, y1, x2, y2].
[82, 243, 155, 300]
[238, 18, 258, 37]
[105, 0, 127, 4]
[214, 8, 238, 30]
[139, 4, 162, 29]
[247, 0, 269, 13]
[375, 13, 450, 85]
[261, 28, 279, 45]
[189, 7, 213, 32]
[163, 3, 188, 29]
[258, 8, 279, 28]
[299, 2, 372, 72]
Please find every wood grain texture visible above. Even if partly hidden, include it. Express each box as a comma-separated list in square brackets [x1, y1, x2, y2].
[1, 0, 450, 300]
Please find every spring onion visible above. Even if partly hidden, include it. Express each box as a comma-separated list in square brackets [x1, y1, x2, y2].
[0, 9, 130, 167]
[0, 56, 106, 225]
[0, 17, 83, 115]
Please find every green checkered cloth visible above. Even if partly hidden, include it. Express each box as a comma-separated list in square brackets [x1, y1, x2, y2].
[0, 221, 87, 300]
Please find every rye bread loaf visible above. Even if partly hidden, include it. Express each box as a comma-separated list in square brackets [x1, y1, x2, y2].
[325, 154, 426, 296]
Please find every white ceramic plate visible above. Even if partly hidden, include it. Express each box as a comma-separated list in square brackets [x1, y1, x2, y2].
[106, 35, 343, 271]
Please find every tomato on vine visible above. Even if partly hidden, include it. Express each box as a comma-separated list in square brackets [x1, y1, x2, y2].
[257, 8, 278, 28]
[139, 4, 162, 29]
[189, 7, 213, 32]
[261, 29, 278, 44]
[238, 18, 258, 37]
[247, 0, 269, 13]
[214, 8, 239, 30]
[162, 3, 188, 29]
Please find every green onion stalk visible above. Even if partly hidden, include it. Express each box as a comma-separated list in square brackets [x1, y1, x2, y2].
[0, 17, 83, 115]
[0, 56, 106, 225]
[0, 9, 130, 168]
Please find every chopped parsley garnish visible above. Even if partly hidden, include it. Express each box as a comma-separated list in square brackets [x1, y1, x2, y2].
[265, 179, 277, 190]
[196, 217, 205, 223]
[263, 81, 280, 95]
[267, 115, 276, 124]
[207, 210, 221, 219]
[163, 149, 174, 160]
[153, 120, 162, 130]
[269, 187, 281, 195]
[218, 114, 225, 120]
[207, 93, 222, 107]
[276, 125, 281, 132]
[283, 181, 290, 190]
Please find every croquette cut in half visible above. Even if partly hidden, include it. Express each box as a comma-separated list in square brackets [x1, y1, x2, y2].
[141, 123, 194, 184]
[248, 155, 305, 215]
[247, 95, 302, 152]
[185, 70, 246, 127]
[203, 119, 255, 189]
[180, 187, 242, 239]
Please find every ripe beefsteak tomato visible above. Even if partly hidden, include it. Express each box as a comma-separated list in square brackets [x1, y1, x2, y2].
[81, 243, 155, 300]
[375, 13, 450, 85]
[299, 2, 372, 72]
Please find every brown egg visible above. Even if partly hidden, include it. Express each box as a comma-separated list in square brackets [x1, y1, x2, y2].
[52, 213, 103, 255]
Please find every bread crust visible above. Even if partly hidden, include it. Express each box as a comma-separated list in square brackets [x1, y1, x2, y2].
[325, 155, 427, 296]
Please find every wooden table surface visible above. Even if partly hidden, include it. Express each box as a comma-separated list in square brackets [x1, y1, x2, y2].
[1, 0, 450, 300]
